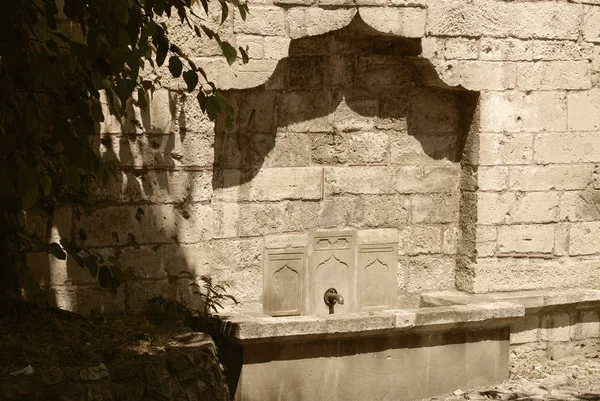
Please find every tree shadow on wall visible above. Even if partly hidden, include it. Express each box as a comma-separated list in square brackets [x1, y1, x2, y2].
[212, 15, 479, 191]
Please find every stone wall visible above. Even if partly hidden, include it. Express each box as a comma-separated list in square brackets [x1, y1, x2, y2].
[0, 334, 229, 401]
[26, 0, 600, 314]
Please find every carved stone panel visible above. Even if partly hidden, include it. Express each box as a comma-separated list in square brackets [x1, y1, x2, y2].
[358, 244, 397, 311]
[309, 230, 356, 315]
[264, 248, 306, 316]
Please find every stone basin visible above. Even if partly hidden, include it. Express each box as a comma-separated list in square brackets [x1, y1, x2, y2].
[214, 301, 526, 401]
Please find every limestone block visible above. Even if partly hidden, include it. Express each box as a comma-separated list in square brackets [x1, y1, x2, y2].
[288, 8, 357, 39]
[517, 61, 591, 90]
[477, 192, 559, 224]
[535, 132, 600, 163]
[509, 2, 582, 40]
[567, 89, 600, 131]
[357, 56, 414, 87]
[172, 92, 215, 134]
[235, 35, 264, 60]
[319, 195, 410, 229]
[214, 167, 323, 201]
[27, 251, 104, 286]
[403, 255, 455, 293]
[209, 238, 263, 270]
[397, 225, 443, 255]
[357, 229, 398, 245]
[238, 203, 289, 237]
[480, 38, 533, 61]
[554, 223, 570, 256]
[472, 257, 600, 293]
[533, 40, 594, 61]
[444, 38, 479, 60]
[426, 0, 505, 37]
[311, 133, 348, 165]
[540, 313, 571, 342]
[255, 133, 311, 168]
[432, 60, 517, 91]
[428, 0, 580, 39]
[478, 134, 533, 165]
[376, 90, 408, 131]
[508, 165, 593, 191]
[395, 166, 460, 194]
[583, 6, 600, 43]
[510, 315, 541, 345]
[333, 90, 378, 132]
[594, 45, 600, 71]
[408, 87, 460, 133]
[477, 166, 508, 191]
[571, 311, 600, 341]
[358, 7, 426, 38]
[412, 193, 460, 224]
[497, 224, 555, 255]
[476, 225, 497, 257]
[264, 36, 291, 60]
[265, 233, 308, 249]
[559, 190, 600, 222]
[263, 248, 306, 316]
[480, 91, 567, 132]
[277, 91, 334, 133]
[390, 134, 458, 165]
[76, 204, 212, 247]
[325, 167, 396, 195]
[570, 222, 600, 255]
[234, 6, 286, 36]
[348, 132, 388, 164]
[421, 37, 445, 60]
[442, 225, 458, 255]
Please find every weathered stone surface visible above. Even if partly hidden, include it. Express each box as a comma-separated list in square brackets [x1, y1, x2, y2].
[359, 7, 426, 38]
[480, 38, 532, 61]
[480, 91, 567, 132]
[433, 60, 517, 90]
[477, 192, 559, 224]
[570, 222, 600, 255]
[567, 89, 600, 131]
[508, 165, 593, 191]
[517, 61, 591, 90]
[535, 132, 600, 163]
[412, 193, 460, 223]
[403, 255, 455, 293]
[478, 133, 533, 165]
[497, 224, 555, 255]
[234, 7, 286, 36]
[559, 190, 600, 222]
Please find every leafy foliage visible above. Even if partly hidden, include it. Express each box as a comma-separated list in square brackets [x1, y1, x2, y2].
[147, 276, 238, 333]
[0, 0, 248, 300]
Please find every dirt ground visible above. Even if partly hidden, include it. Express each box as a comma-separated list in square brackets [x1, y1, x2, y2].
[431, 344, 600, 401]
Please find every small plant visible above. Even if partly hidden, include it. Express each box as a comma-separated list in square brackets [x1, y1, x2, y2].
[190, 276, 238, 332]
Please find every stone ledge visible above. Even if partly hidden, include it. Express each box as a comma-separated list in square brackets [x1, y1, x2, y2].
[422, 288, 600, 315]
[215, 302, 524, 343]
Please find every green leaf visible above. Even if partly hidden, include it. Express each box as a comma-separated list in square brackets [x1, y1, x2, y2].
[48, 243, 67, 260]
[168, 56, 183, 78]
[220, 42, 237, 66]
[183, 70, 198, 92]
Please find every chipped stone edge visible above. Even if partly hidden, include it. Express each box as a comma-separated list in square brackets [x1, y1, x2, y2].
[421, 288, 600, 315]
[215, 301, 525, 343]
